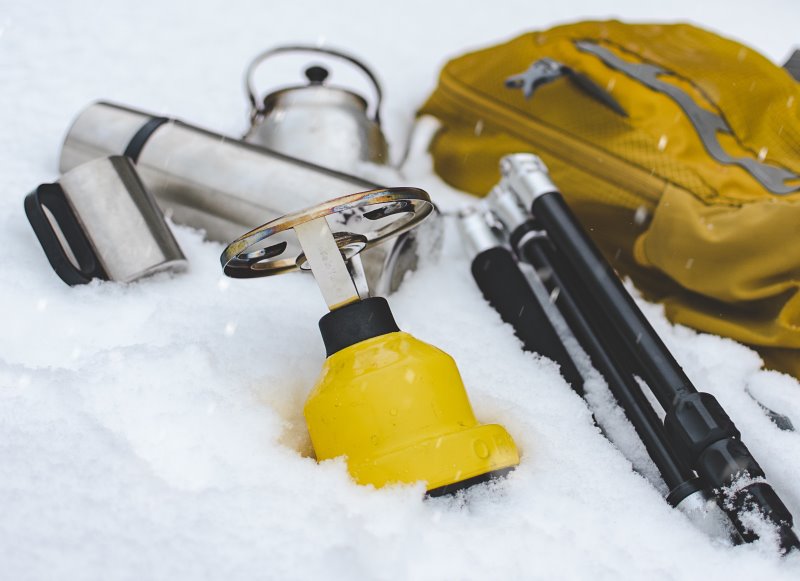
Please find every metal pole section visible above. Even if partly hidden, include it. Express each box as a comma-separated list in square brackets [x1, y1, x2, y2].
[458, 209, 584, 396]
[514, 227, 701, 504]
[502, 153, 799, 552]
[532, 193, 692, 408]
[488, 182, 700, 502]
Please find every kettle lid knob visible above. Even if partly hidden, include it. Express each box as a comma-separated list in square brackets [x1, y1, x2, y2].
[305, 65, 329, 85]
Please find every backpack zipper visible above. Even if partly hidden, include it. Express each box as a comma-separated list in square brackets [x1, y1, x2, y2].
[436, 71, 667, 206]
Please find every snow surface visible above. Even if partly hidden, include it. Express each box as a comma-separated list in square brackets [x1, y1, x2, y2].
[2, 0, 800, 579]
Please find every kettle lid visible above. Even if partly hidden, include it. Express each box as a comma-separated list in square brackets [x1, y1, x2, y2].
[261, 65, 370, 113]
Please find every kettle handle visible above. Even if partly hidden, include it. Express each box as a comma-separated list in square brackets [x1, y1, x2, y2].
[245, 45, 384, 126]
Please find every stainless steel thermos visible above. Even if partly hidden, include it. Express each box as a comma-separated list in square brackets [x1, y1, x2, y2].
[59, 101, 439, 294]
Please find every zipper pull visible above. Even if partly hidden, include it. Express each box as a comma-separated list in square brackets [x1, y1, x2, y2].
[505, 58, 628, 117]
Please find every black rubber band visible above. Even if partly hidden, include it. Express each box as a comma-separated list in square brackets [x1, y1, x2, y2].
[509, 220, 543, 254]
[123, 116, 170, 162]
[318, 297, 399, 357]
[665, 476, 704, 508]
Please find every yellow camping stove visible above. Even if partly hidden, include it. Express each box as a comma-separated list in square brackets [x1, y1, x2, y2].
[220, 188, 519, 495]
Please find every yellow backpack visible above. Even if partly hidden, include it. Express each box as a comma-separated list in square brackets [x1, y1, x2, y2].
[420, 21, 800, 379]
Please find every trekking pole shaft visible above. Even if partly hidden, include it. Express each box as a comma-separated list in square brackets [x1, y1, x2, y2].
[515, 229, 699, 501]
[527, 190, 799, 551]
[531, 194, 689, 408]
[470, 245, 585, 396]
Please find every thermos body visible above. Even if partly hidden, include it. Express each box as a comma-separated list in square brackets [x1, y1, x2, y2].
[59, 102, 432, 294]
[59, 102, 378, 243]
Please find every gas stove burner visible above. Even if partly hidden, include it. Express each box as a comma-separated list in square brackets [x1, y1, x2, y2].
[221, 187, 433, 281]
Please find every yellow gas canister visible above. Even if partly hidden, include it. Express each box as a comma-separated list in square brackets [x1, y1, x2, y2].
[307, 321, 519, 494]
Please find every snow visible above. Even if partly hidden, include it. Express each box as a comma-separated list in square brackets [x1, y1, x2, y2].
[2, 0, 800, 579]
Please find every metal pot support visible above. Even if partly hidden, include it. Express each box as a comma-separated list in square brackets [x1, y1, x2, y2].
[221, 187, 433, 308]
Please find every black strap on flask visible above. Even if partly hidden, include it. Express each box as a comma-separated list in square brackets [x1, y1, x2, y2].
[24, 183, 107, 285]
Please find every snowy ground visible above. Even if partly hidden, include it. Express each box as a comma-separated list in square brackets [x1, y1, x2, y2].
[2, 1, 800, 579]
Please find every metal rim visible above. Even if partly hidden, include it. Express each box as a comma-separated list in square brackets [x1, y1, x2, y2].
[220, 187, 432, 279]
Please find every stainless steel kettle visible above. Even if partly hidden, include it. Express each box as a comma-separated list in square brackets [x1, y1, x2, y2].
[243, 45, 390, 173]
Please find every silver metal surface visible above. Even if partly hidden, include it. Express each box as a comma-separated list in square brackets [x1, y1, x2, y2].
[457, 206, 500, 258]
[245, 87, 389, 171]
[57, 156, 186, 282]
[59, 103, 152, 173]
[294, 217, 361, 310]
[243, 44, 389, 171]
[132, 121, 355, 239]
[59, 101, 435, 294]
[500, 153, 557, 208]
[346, 254, 370, 301]
[220, 187, 434, 287]
[371, 203, 443, 296]
[487, 182, 529, 232]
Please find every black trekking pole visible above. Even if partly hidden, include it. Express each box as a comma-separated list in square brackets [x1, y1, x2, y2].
[487, 183, 712, 519]
[457, 205, 584, 396]
[501, 153, 800, 552]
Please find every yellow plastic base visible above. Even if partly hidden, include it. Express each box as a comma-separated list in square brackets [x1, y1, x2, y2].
[304, 331, 520, 491]
[350, 422, 519, 490]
